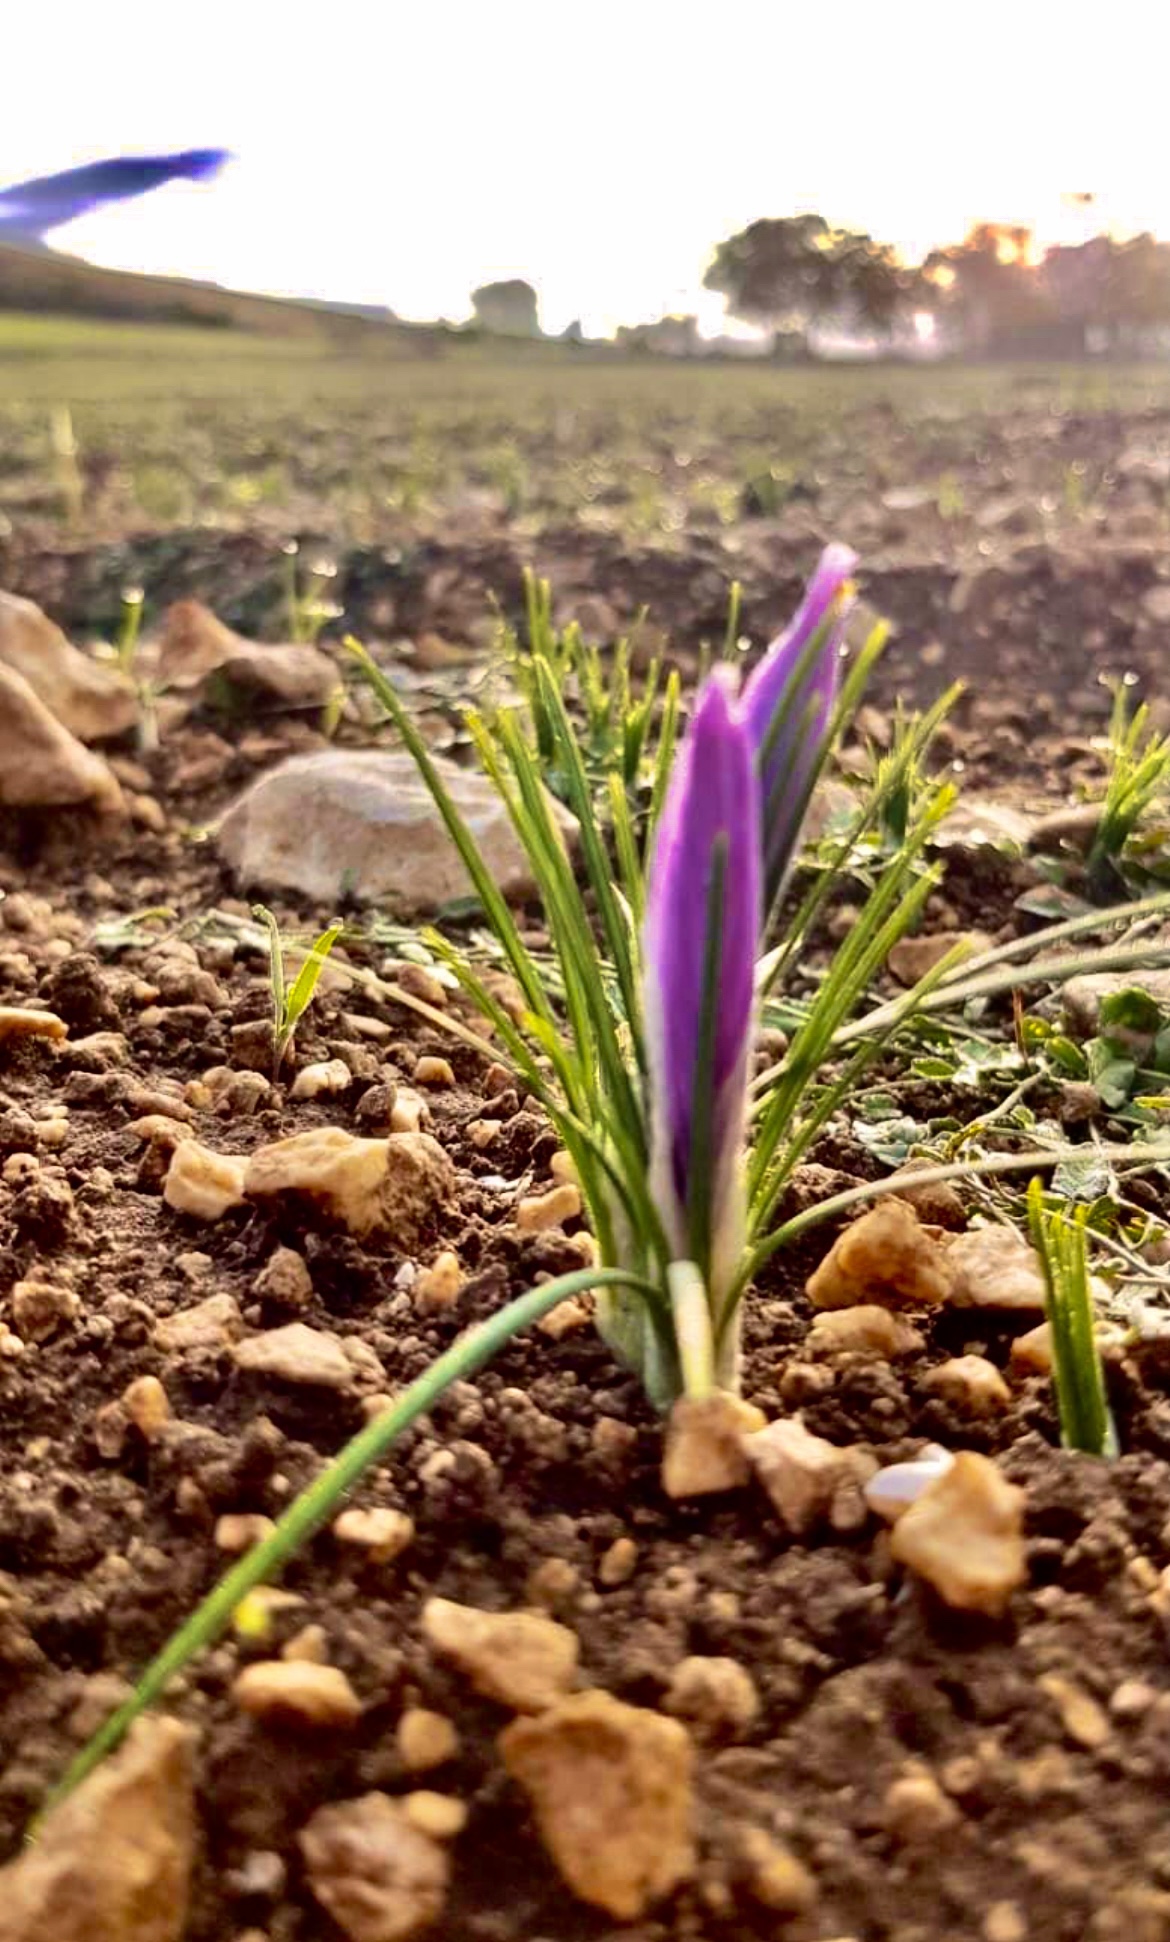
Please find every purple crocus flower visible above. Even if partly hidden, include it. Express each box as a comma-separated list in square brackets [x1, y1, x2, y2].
[644, 669, 761, 1311]
[742, 542, 857, 910]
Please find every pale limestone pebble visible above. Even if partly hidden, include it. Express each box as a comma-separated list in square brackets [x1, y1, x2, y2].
[341, 1335, 389, 1388]
[175, 1251, 212, 1282]
[731, 1825, 818, 1915]
[10, 1276, 81, 1341]
[865, 1444, 955, 1524]
[163, 1140, 248, 1220]
[153, 1291, 244, 1353]
[299, 1792, 450, 1942]
[549, 1149, 578, 1185]
[741, 1417, 877, 1537]
[396, 1708, 460, 1772]
[390, 962, 449, 1010]
[215, 1513, 278, 1554]
[0, 1716, 195, 1942]
[128, 792, 166, 832]
[0, 1319, 26, 1359]
[883, 1762, 961, 1843]
[516, 1181, 582, 1233]
[333, 1506, 415, 1565]
[130, 1113, 194, 1154]
[290, 1058, 353, 1101]
[662, 1392, 766, 1499]
[342, 1011, 393, 1043]
[122, 1375, 170, 1441]
[283, 1624, 330, 1664]
[254, 1245, 314, 1311]
[0, 1005, 67, 1043]
[591, 1415, 638, 1466]
[597, 1536, 638, 1587]
[232, 1659, 362, 1728]
[423, 1596, 578, 1713]
[946, 1222, 1113, 1314]
[413, 1055, 455, 1088]
[806, 1304, 925, 1359]
[413, 1250, 463, 1313]
[889, 1450, 1026, 1616]
[1038, 1672, 1111, 1749]
[885, 1164, 967, 1228]
[467, 1117, 502, 1150]
[402, 1791, 467, 1841]
[35, 1113, 70, 1149]
[93, 1401, 132, 1460]
[922, 1354, 1012, 1413]
[887, 929, 992, 987]
[537, 1293, 594, 1340]
[1111, 1679, 1158, 1720]
[234, 1322, 355, 1390]
[1010, 1321, 1055, 1373]
[663, 1656, 759, 1736]
[244, 1126, 454, 1246]
[206, 1067, 271, 1117]
[0, 662, 126, 815]
[984, 1905, 1028, 1942]
[526, 1557, 580, 1612]
[806, 1198, 954, 1312]
[389, 1088, 428, 1134]
[0, 589, 138, 739]
[500, 1690, 696, 1920]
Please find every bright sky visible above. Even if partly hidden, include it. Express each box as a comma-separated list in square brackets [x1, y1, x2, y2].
[6, 0, 1170, 337]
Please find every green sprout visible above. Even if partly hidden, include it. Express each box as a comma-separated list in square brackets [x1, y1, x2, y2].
[1087, 680, 1170, 899]
[253, 905, 343, 1079]
[282, 539, 343, 645]
[49, 403, 83, 525]
[1027, 1178, 1119, 1457]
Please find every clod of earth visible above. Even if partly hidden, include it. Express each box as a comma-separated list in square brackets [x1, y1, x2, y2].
[806, 1197, 954, 1310]
[242, 1125, 454, 1246]
[0, 589, 138, 742]
[0, 663, 125, 814]
[499, 1689, 696, 1920]
[888, 1450, 1026, 1615]
[662, 1655, 760, 1737]
[0, 1717, 196, 1942]
[421, 1596, 579, 1713]
[298, 1792, 450, 1942]
[215, 746, 577, 913]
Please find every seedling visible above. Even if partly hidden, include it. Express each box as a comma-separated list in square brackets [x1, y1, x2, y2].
[1027, 1178, 1119, 1457]
[253, 905, 343, 1078]
[1087, 680, 1170, 899]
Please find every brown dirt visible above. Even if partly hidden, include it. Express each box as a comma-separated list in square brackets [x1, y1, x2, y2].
[2, 489, 1170, 1942]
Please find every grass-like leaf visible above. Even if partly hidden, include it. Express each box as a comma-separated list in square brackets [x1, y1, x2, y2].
[1027, 1178, 1119, 1457]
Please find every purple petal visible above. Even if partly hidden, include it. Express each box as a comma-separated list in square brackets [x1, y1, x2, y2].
[645, 669, 761, 1219]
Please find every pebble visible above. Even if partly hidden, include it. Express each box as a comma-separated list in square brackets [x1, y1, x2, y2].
[597, 1537, 638, 1587]
[537, 1293, 593, 1338]
[234, 1322, 354, 1390]
[413, 1055, 455, 1087]
[500, 1689, 695, 1920]
[1039, 1673, 1111, 1749]
[122, 1375, 171, 1441]
[163, 1140, 248, 1220]
[884, 1764, 961, 1842]
[806, 1198, 954, 1310]
[466, 1117, 502, 1149]
[414, 1250, 463, 1313]
[984, 1903, 1028, 1942]
[661, 1392, 766, 1499]
[333, 1506, 415, 1564]
[299, 1792, 449, 1942]
[10, 1276, 81, 1341]
[742, 1416, 877, 1536]
[389, 1088, 427, 1133]
[663, 1656, 759, 1736]
[526, 1557, 580, 1611]
[290, 1058, 353, 1101]
[282, 1624, 330, 1664]
[946, 1225, 1052, 1312]
[515, 1182, 582, 1232]
[421, 1595, 578, 1713]
[244, 1126, 453, 1247]
[215, 1513, 278, 1553]
[889, 1451, 1026, 1615]
[401, 1791, 467, 1841]
[734, 1825, 818, 1914]
[232, 1660, 362, 1728]
[922, 1355, 1011, 1414]
[397, 1708, 460, 1772]
[154, 1292, 244, 1353]
[0, 1006, 68, 1042]
[254, 1246, 314, 1312]
[807, 1304, 925, 1358]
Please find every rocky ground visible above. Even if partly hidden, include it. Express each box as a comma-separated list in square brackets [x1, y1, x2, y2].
[1, 359, 1170, 1942]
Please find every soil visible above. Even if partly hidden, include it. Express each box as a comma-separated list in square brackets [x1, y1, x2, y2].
[3, 382, 1170, 1942]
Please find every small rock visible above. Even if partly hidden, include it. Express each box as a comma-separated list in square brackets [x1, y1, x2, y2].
[516, 1182, 582, 1233]
[466, 1117, 501, 1150]
[538, 1293, 594, 1338]
[733, 1825, 818, 1914]
[158, 600, 338, 710]
[1039, 1673, 1110, 1749]
[946, 1225, 1049, 1312]
[402, 1792, 466, 1841]
[215, 1513, 277, 1553]
[333, 1506, 415, 1564]
[10, 1276, 80, 1341]
[889, 1451, 1026, 1615]
[130, 1113, 193, 1152]
[397, 1708, 460, 1772]
[0, 1716, 195, 1942]
[255, 1245, 314, 1311]
[1063, 968, 1170, 1037]
[984, 1903, 1028, 1942]
[122, 1375, 170, 1441]
[217, 745, 576, 913]
[597, 1536, 638, 1587]
[741, 1417, 876, 1536]
[299, 1792, 449, 1942]
[887, 930, 990, 986]
[500, 1689, 695, 1920]
[663, 1656, 759, 1736]
[232, 1660, 362, 1728]
[414, 1250, 463, 1313]
[163, 1140, 248, 1220]
[154, 1292, 244, 1353]
[290, 1058, 353, 1101]
[1010, 1321, 1054, 1373]
[1030, 802, 1102, 853]
[413, 1055, 454, 1087]
[661, 1392, 767, 1499]
[0, 1006, 68, 1043]
[884, 1763, 960, 1843]
[807, 1198, 954, 1310]
[886, 1165, 967, 1228]
[421, 1596, 578, 1713]
[807, 1305, 925, 1359]
[244, 1126, 454, 1247]
[389, 1088, 427, 1134]
[0, 663, 124, 814]
[234, 1322, 354, 1390]
[283, 1624, 330, 1664]
[934, 799, 1035, 852]
[923, 1355, 1011, 1414]
[0, 590, 137, 741]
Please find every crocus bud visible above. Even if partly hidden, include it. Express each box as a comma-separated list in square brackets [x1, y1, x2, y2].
[643, 668, 761, 1333]
[742, 542, 857, 912]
